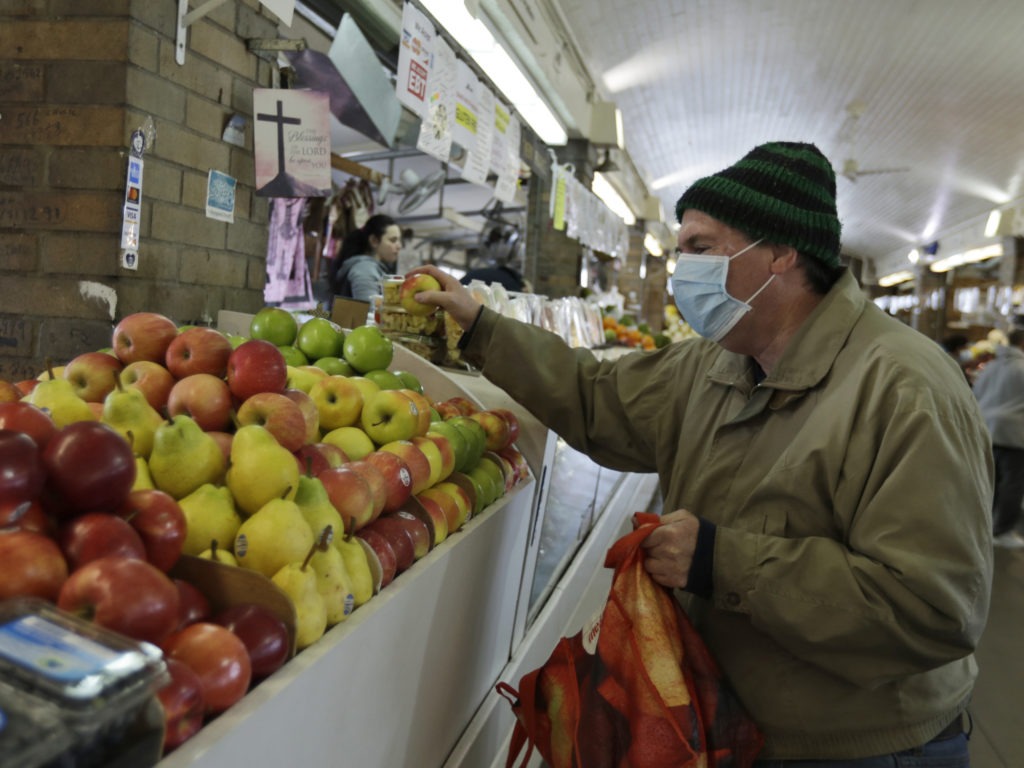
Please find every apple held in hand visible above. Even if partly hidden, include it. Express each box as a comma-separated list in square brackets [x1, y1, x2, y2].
[43, 421, 136, 517]
[58, 556, 181, 644]
[236, 392, 308, 452]
[63, 351, 124, 402]
[58, 512, 147, 570]
[212, 603, 290, 679]
[157, 658, 206, 753]
[227, 339, 288, 401]
[119, 361, 175, 413]
[0, 529, 68, 601]
[117, 489, 187, 572]
[161, 622, 252, 714]
[361, 389, 422, 445]
[399, 273, 442, 316]
[166, 327, 233, 379]
[167, 373, 233, 432]
[113, 312, 179, 365]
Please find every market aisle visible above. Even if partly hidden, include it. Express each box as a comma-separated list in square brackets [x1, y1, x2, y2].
[968, 546, 1024, 767]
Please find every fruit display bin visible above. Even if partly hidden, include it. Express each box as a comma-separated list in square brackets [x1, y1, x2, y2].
[156, 333, 539, 767]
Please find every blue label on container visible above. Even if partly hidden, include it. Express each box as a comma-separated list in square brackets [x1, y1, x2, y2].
[0, 616, 121, 683]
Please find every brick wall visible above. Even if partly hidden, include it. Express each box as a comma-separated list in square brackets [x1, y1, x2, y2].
[0, 0, 277, 382]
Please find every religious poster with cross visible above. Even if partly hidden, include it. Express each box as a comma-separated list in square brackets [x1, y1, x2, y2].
[253, 88, 332, 197]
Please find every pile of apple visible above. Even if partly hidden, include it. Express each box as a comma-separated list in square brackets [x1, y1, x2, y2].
[0, 287, 527, 754]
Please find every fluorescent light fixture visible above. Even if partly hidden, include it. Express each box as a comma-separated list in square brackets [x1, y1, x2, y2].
[643, 232, 663, 257]
[580, 259, 589, 288]
[878, 270, 915, 287]
[420, 0, 568, 145]
[985, 209, 1002, 238]
[929, 243, 1004, 273]
[907, 248, 920, 264]
[666, 257, 676, 275]
[592, 172, 636, 225]
[639, 255, 647, 280]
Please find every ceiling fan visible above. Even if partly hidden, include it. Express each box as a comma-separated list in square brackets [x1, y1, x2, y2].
[378, 167, 448, 214]
[837, 157, 910, 183]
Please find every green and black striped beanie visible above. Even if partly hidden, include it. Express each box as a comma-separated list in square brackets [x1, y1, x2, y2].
[674, 142, 842, 268]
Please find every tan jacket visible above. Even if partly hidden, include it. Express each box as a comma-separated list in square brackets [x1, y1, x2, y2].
[464, 271, 993, 759]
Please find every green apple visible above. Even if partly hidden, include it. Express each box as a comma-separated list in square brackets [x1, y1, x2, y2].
[449, 415, 486, 471]
[278, 345, 309, 367]
[342, 325, 393, 374]
[322, 426, 375, 461]
[296, 317, 344, 360]
[393, 370, 423, 394]
[363, 369, 404, 390]
[250, 306, 298, 346]
[227, 334, 247, 349]
[361, 390, 421, 445]
[429, 407, 442, 423]
[468, 465, 501, 508]
[314, 356, 355, 376]
[426, 420, 468, 472]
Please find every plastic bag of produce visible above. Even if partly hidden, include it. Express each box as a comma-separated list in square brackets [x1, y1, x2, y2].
[496, 513, 763, 768]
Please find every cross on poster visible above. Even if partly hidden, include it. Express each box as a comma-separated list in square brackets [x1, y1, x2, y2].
[254, 89, 332, 198]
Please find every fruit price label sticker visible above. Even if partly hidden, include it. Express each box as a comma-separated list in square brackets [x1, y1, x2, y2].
[234, 534, 248, 559]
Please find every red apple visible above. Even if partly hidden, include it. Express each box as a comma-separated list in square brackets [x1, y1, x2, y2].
[399, 388, 433, 436]
[392, 509, 431, 558]
[362, 517, 415, 572]
[398, 272, 442, 316]
[227, 339, 287, 401]
[0, 498, 49, 534]
[165, 327, 233, 379]
[362, 450, 413, 513]
[160, 622, 252, 714]
[432, 481, 473, 530]
[470, 410, 513, 452]
[212, 603, 290, 679]
[356, 528, 397, 587]
[119, 360, 175, 413]
[58, 556, 181, 644]
[117, 489, 187, 572]
[422, 432, 456, 483]
[283, 388, 320, 445]
[208, 430, 233, 464]
[0, 401, 57, 449]
[62, 352, 124, 403]
[315, 442, 349, 468]
[433, 400, 462, 419]
[0, 379, 22, 403]
[157, 658, 206, 753]
[294, 444, 330, 477]
[236, 392, 307, 452]
[58, 512, 147, 570]
[0, 429, 45, 504]
[379, 440, 432, 495]
[411, 435, 444, 488]
[15, 379, 39, 396]
[319, 466, 375, 531]
[42, 421, 136, 517]
[492, 408, 521, 445]
[414, 494, 449, 545]
[0, 529, 68, 601]
[167, 373, 233, 432]
[443, 396, 479, 416]
[417, 487, 463, 534]
[113, 312, 179, 365]
[174, 578, 212, 629]
[346, 460, 387, 522]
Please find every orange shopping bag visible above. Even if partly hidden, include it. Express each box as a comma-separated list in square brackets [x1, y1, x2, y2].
[496, 513, 763, 768]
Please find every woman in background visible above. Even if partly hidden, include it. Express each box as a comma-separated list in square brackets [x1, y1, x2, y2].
[329, 214, 402, 303]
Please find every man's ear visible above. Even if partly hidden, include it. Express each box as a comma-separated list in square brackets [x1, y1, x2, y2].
[768, 244, 800, 274]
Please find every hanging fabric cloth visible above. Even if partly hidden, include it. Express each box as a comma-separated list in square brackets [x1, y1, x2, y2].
[265, 197, 315, 310]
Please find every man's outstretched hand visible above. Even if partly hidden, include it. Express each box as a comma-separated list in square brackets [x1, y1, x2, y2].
[405, 265, 482, 330]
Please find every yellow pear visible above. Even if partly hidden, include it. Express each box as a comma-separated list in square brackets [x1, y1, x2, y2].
[308, 526, 355, 625]
[132, 456, 154, 491]
[335, 516, 375, 607]
[101, 377, 164, 458]
[179, 483, 243, 557]
[294, 475, 345, 544]
[272, 543, 327, 650]
[27, 376, 95, 428]
[197, 539, 238, 566]
[226, 425, 299, 517]
[233, 495, 313, 578]
[149, 415, 225, 500]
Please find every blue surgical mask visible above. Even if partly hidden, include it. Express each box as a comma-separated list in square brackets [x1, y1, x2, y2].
[671, 239, 772, 342]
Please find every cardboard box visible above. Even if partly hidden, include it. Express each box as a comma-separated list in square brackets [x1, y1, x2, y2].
[331, 298, 371, 331]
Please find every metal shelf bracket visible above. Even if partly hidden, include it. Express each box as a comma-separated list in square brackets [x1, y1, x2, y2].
[176, 0, 232, 65]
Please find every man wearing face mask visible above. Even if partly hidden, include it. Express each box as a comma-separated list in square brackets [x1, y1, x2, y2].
[408, 142, 993, 766]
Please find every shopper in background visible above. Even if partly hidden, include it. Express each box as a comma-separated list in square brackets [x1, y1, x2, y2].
[410, 142, 993, 766]
[973, 329, 1024, 548]
[328, 213, 402, 303]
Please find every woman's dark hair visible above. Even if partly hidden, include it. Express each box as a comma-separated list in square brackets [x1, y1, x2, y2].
[329, 214, 397, 295]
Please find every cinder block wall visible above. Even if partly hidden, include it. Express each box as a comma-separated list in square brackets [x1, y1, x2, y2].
[0, 0, 277, 382]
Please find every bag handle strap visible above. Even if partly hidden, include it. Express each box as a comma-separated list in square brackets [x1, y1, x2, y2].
[496, 682, 534, 768]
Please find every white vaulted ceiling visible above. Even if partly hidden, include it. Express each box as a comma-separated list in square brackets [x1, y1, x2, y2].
[549, 0, 1024, 276]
